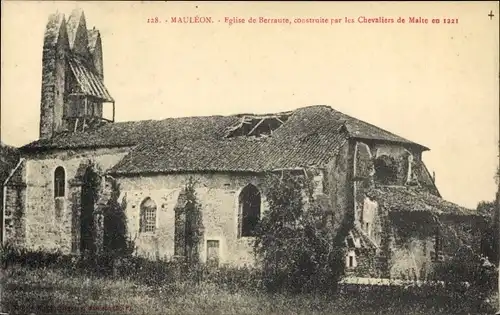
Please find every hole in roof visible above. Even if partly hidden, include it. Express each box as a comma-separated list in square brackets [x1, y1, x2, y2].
[225, 114, 291, 138]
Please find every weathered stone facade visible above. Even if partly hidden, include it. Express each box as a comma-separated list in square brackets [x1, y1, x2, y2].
[4, 127, 480, 273]
[4, 147, 128, 252]
[4, 146, 341, 267]
[119, 173, 268, 265]
[2, 10, 482, 279]
[7, 134, 478, 274]
[3, 159, 27, 247]
[345, 139, 483, 279]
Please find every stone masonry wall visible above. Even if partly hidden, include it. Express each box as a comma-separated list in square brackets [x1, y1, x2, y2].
[10, 146, 331, 265]
[3, 159, 27, 247]
[117, 173, 270, 267]
[21, 147, 129, 253]
[323, 140, 351, 239]
[389, 235, 435, 280]
[351, 140, 439, 278]
[40, 14, 69, 139]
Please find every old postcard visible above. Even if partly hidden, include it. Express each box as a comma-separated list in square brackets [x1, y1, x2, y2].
[1, 1, 499, 315]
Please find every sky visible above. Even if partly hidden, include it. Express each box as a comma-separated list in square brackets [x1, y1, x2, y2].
[1, 1, 499, 209]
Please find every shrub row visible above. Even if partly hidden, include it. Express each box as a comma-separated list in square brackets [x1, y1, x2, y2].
[1, 244, 497, 314]
[0, 244, 263, 290]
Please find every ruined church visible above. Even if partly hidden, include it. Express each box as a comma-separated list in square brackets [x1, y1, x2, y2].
[2, 10, 484, 280]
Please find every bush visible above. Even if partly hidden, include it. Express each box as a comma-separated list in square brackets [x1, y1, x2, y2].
[0, 243, 75, 270]
[254, 172, 345, 294]
[431, 247, 497, 312]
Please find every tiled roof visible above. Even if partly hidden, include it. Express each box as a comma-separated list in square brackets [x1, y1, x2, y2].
[342, 115, 420, 146]
[20, 105, 429, 174]
[68, 55, 114, 102]
[366, 186, 475, 216]
[109, 106, 349, 174]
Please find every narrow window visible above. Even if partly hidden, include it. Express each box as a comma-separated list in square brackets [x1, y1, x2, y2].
[238, 184, 261, 237]
[346, 250, 357, 268]
[140, 197, 157, 233]
[54, 166, 66, 198]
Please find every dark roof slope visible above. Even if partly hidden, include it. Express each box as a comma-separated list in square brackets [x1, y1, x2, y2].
[20, 105, 428, 174]
[22, 114, 241, 150]
[366, 186, 475, 216]
[108, 106, 349, 174]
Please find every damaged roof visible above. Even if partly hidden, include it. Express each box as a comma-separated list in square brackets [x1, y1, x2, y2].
[20, 105, 429, 174]
[366, 186, 475, 216]
[68, 54, 114, 102]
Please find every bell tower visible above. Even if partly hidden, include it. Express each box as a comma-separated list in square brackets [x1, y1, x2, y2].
[39, 9, 115, 140]
[39, 11, 69, 139]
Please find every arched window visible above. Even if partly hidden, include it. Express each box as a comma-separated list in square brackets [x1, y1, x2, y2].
[140, 197, 157, 233]
[238, 184, 261, 237]
[54, 166, 66, 198]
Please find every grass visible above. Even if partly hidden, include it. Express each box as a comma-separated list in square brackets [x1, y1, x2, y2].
[1, 265, 497, 315]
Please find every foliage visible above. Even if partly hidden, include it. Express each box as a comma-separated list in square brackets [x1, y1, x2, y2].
[0, 143, 20, 225]
[103, 180, 135, 258]
[0, 142, 19, 184]
[0, 243, 71, 270]
[181, 177, 204, 266]
[477, 200, 496, 217]
[254, 171, 346, 294]
[431, 247, 497, 311]
[495, 164, 499, 186]
[1, 242, 496, 314]
[476, 199, 499, 266]
[2, 262, 496, 315]
[81, 161, 103, 204]
[76, 161, 104, 256]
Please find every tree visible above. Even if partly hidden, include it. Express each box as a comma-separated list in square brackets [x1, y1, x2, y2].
[103, 180, 133, 257]
[183, 177, 204, 266]
[476, 165, 500, 267]
[0, 143, 19, 243]
[254, 171, 345, 294]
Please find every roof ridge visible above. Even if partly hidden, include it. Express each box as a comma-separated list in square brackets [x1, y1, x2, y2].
[110, 105, 330, 125]
[21, 104, 428, 155]
[330, 109, 428, 150]
[373, 185, 474, 212]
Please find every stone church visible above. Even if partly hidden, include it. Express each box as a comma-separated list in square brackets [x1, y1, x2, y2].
[2, 10, 484, 279]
